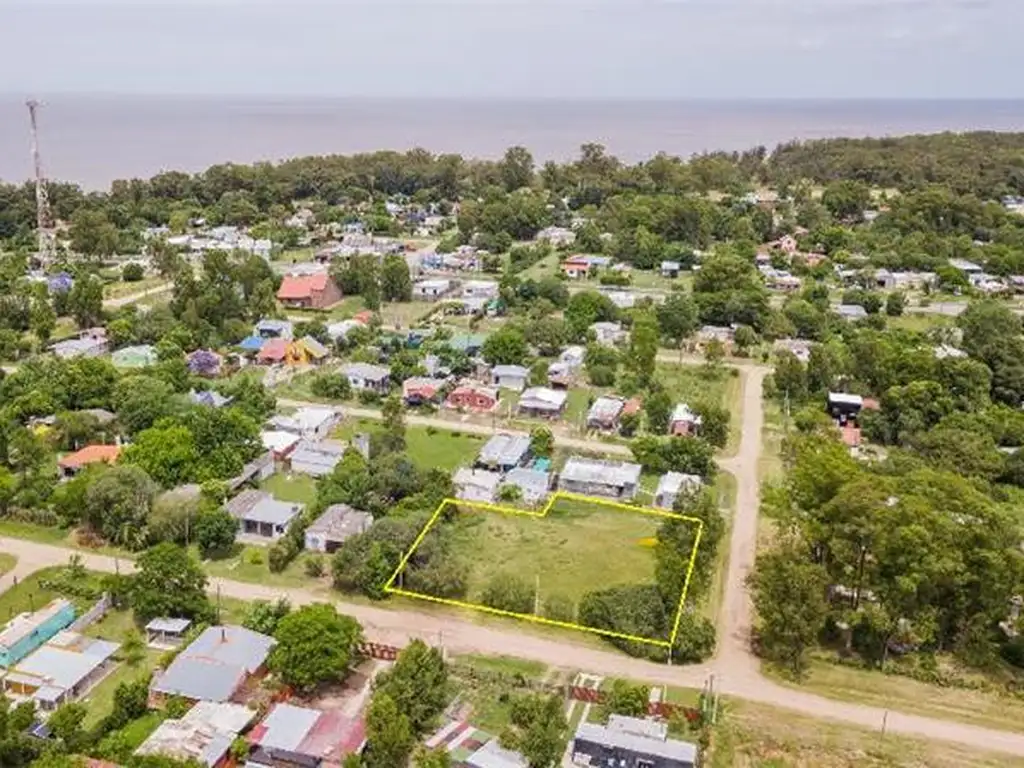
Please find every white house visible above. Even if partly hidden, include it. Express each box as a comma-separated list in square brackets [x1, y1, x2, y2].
[225, 490, 303, 541]
[341, 363, 390, 394]
[491, 365, 530, 392]
[304, 504, 373, 553]
[654, 472, 702, 510]
[266, 407, 338, 441]
[413, 278, 456, 301]
[453, 468, 502, 503]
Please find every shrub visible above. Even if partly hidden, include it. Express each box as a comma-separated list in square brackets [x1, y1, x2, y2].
[122, 263, 145, 282]
[311, 373, 352, 400]
[481, 574, 535, 614]
[542, 594, 575, 623]
[304, 556, 325, 578]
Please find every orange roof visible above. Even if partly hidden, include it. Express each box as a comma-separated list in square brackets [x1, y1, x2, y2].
[59, 444, 120, 469]
[353, 310, 373, 324]
[277, 273, 329, 300]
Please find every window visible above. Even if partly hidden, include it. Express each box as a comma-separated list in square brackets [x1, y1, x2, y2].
[636, 761, 655, 768]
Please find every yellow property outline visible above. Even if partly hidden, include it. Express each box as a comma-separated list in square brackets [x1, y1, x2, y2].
[383, 490, 704, 649]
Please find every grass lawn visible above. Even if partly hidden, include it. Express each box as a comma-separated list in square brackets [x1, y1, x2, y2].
[201, 545, 324, 591]
[658, 363, 739, 413]
[261, 473, 318, 505]
[887, 312, 957, 333]
[442, 496, 664, 614]
[332, 418, 486, 471]
[759, 398, 786, 482]
[764, 655, 1024, 735]
[449, 654, 549, 734]
[0, 566, 109, 622]
[284, 295, 366, 321]
[82, 652, 161, 727]
[0, 553, 16, 577]
[103, 277, 168, 300]
[708, 694, 1024, 768]
[380, 300, 436, 328]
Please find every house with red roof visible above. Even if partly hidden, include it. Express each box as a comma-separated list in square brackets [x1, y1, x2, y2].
[446, 384, 499, 413]
[277, 273, 342, 311]
[58, 444, 120, 479]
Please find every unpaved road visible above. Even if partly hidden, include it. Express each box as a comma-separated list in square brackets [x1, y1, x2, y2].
[4, 366, 1024, 755]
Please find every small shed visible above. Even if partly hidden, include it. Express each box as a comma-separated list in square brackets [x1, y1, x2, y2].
[145, 618, 193, 650]
[304, 504, 373, 553]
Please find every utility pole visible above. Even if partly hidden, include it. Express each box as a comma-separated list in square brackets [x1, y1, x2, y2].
[26, 100, 56, 264]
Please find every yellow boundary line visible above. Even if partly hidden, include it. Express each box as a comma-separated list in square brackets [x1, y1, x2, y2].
[383, 490, 704, 649]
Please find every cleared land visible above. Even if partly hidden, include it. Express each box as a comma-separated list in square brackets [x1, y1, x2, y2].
[332, 418, 487, 471]
[447, 497, 662, 607]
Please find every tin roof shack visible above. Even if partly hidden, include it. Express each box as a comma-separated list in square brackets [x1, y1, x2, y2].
[50, 328, 108, 360]
[454, 468, 502, 503]
[3, 631, 120, 711]
[476, 433, 531, 473]
[150, 625, 276, 707]
[136, 701, 256, 768]
[654, 472, 702, 510]
[500, 468, 551, 505]
[558, 457, 642, 501]
[464, 738, 528, 768]
[0, 599, 77, 668]
[827, 391, 864, 425]
[669, 404, 702, 437]
[490, 365, 530, 393]
[249, 702, 367, 768]
[226, 490, 303, 541]
[268, 406, 339, 442]
[341, 363, 390, 394]
[517, 387, 568, 420]
[586, 396, 626, 431]
[289, 439, 346, 477]
[304, 504, 373, 553]
[145, 618, 193, 650]
[571, 716, 698, 768]
[255, 319, 294, 341]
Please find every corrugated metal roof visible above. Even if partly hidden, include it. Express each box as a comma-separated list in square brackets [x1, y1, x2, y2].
[573, 719, 697, 763]
[146, 618, 193, 633]
[477, 433, 531, 468]
[152, 626, 275, 702]
[256, 703, 319, 751]
[560, 457, 641, 487]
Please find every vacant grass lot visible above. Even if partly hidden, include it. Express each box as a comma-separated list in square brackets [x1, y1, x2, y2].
[260, 472, 318, 505]
[440, 497, 674, 616]
[332, 418, 486, 471]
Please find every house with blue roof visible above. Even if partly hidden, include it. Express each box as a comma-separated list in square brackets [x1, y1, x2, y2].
[0, 599, 76, 668]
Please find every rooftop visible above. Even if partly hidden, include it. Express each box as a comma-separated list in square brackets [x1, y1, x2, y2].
[152, 625, 276, 702]
[574, 716, 697, 764]
[560, 457, 642, 487]
[136, 701, 255, 767]
[226, 490, 303, 526]
[307, 504, 373, 542]
[519, 387, 568, 409]
[478, 433, 531, 468]
[342, 362, 390, 381]
[12, 631, 119, 696]
[0, 599, 74, 651]
[58, 444, 120, 470]
[277, 273, 331, 300]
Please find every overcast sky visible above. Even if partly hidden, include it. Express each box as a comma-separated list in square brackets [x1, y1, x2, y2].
[0, 0, 1020, 99]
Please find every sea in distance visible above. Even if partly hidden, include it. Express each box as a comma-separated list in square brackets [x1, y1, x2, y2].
[2, 95, 1024, 190]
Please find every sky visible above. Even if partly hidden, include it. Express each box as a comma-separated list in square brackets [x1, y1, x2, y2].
[0, 0, 1020, 99]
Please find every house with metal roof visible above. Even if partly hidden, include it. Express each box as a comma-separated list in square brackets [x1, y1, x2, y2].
[490, 365, 529, 393]
[517, 387, 568, 420]
[558, 457, 642, 500]
[255, 319, 294, 340]
[136, 701, 256, 767]
[500, 467, 551, 505]
[149, 625, 276, 706]
[289, 439, 347, 478]
[341, 362, 390, 394]
[476, 433, 531, 472]
[0, 599, 76, 667]
[112, 344, 158, 369]
[591, 321, 627, 347]
[267, 406, 339, 441]
[304, 504, 373, 553]
[454, 468, 502, 503]
[571, 716, 698, 768]
[50, 328, 108, 360]
[225, 490, 303, 541]
[3, 631, 120, 711]
[249, 703, 367, 766]
[586, 396, 626, 431]
[654, 472, 702, 510]
[669, 404, 702, 437]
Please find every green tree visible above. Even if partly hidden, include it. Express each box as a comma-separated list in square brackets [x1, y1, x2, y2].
[499, 146, 535, 192]
[481, 574, 535, 614]
[373, 640, 448, 733]
[242, 598, 292, 636]
[47, 702, 89, 753]
[131, 542, 211, 623]
[114, 375, 176, 435]
[379, 395, 407, 454]
[625, 310, 659, 388]
[656, 292, 698, 349]
[885, 291, 905, 317]
[482, 326, 529, 365]
[83, 464, 159, 550]
[748, 541, 829, 676]
[529, 426, 554, 458]
[644, 388, 673, 434]
[121, 424, 199, 488]
[381, 254, 413, 302]
[67, 274, 105, 328]
[193, 506, 238, 557]
[269, 603, 363, 692]
[413, 747, 452, 768]
[500, 694, 568, 768]
[364, 692, 414, 768]
[603, 680, 649, 718]
[69, 209, 120, 257]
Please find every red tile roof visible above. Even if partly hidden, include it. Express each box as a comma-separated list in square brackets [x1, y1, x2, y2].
[58, 444, 120, 469]
[258, 338, 290, 361]
[278, 273, 329, 300]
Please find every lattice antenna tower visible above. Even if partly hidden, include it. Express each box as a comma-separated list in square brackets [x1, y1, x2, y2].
[26, 99, 57, 263]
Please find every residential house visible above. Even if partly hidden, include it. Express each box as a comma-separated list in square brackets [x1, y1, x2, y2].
[403, 376, 447, 406]
[774, 338, 813, 364]
[190, 389, 233, 408]
[50, 328, 108, 360]
[58, 444, 121, 479]
[145, 618, 193, 650]
[0, 599, 77, 667]
[447, 333, 488, 357]
[660, 260, 681, 278]
[654, 472, 702, 510]
[491, 365, 530, 392]
[413, 278, 456, 301]
[248, 703, 367, 767]
[950, 258, 983, 276]
[517, 387, 568, 419]
[558, 457, 642, 500]
[112, 344, 158, 369]
[304, 504, 373, 553]
[225, 490, 303, 540]
[326, 319, 365, 343]
[464, 739, 528, 768]
[561, 255, 610, 279]
[341, 363, 390, 394]
[298, 336, 330, 365]
[446, 384, 499, 413]
[696, 325, 734, 350]
[836, 303, 868, 321]
[261, 430, 301, 461]
[500, 468, 551, 505]
[427, 722, 527, 768]
[591, 321, 627, 346]
[549, 345, 585, 387]
[934, 344, 967, 360]
[257, 338, 291, 365]
[586, 396, 626, 431]
[136, 701, 256, 768]
[476, 433, 531, 472]
[289, 439, 346, 477]
[535, 226, 576, 247]
[276, 273, 342, 310]
[227, 452, 276, 491]
[570, 715, 698, 768]
[188, 350, 224, 377]
[454, 468, 502, 503]
[255, 319, 294, 340]
[268, 406, 339, 441]
[149, 625, 276, 706]
[603, 290, 637, 310]
[669, 404, 702, 437]
[3, 631, 120, 712]
[47, 272, 74, 295]
[827, 391, 864, 424]
[462, 280, 500, 299]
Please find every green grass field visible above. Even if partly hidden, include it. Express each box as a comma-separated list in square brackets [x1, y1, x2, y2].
[332, 419, 486, 471]
[443, 497, 665, 609]
[260, 473, 318, 505]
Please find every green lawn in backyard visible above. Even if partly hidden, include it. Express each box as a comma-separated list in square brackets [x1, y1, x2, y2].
[449, 654, 551, 734]
[284, 295, 366, 321]
[380, 300, 436, 328]
[201, 544, 324, 590]
[332, 418, 487, 471]
[82, 653, 161, 727]
[886, 311, 957, 333]
[438, 496, 666, 615]
[657, 363, 738, 411]
[260, 473, 318, 505]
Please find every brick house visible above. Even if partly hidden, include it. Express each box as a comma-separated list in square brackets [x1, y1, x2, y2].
[276, 274, 342, 310]
[446, 385, 499, 412]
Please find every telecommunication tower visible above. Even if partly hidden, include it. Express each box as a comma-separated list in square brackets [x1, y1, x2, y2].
[26, 99, 57, 263]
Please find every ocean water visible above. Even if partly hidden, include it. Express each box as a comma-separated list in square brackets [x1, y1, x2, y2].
[2, 96, 1024, 190]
